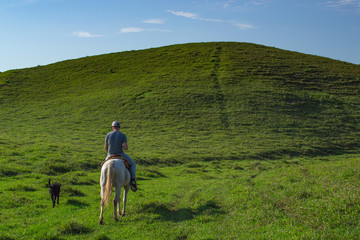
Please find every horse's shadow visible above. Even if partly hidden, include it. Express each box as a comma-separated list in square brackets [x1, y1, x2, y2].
[141, 200, 225, 222]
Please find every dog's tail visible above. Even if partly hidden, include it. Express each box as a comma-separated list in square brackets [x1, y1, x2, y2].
[103, 161, 114, 207]
[48, 179, 51, 187]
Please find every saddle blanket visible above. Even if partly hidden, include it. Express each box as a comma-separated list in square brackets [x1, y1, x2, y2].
[101, 155, 130, 170]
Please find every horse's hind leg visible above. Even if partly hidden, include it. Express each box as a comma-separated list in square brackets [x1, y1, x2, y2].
[117, 192, 121, 217]
[99, 186, 105, 224]
[99, 198, 105, 225]
[121, 186, 130, 217]
[113, 187, 121, 221]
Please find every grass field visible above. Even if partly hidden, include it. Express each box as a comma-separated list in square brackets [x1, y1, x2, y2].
[0, 155, 359, 239]
[0, 42, 360, 239]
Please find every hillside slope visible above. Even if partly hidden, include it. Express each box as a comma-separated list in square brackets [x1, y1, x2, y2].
[1, 42, 360, 175]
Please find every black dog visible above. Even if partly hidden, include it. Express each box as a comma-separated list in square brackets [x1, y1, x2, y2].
[48, 179, 61, 208]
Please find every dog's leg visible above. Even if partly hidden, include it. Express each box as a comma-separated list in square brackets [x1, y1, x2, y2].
[52, 194, 56, 207]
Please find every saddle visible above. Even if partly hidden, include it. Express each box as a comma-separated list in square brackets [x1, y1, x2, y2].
[101, 155, 131, 171]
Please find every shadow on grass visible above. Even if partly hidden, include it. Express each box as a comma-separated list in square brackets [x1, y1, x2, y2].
[0, 166, 20, 177]
[66, 199, 89, 208]
[0, 235, 15, 240]
[62, 185, 86, 197]
[141, 200, 225, 222]
[136, 168, 166, 181]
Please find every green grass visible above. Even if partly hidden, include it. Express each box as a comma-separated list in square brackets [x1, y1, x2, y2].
[1, 42, 360, 169]
[0, 42, 360, 239]
[0, 155, 359, 239]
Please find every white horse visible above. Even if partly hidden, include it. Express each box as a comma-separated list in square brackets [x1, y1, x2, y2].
[99, 159, 131, 225]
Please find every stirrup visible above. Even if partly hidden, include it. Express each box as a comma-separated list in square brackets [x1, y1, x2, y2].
[130, 179, 137, 192]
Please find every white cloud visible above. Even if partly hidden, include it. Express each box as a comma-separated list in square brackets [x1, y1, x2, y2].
[167, 9, 254, 30]
[72, 31, 102, 38]
[222, 0, 236, 8]
[120, 27, 144, 33]
[222, 0, 269, 9]
[326, 0, 360, 7]
[167, 9, 223, 22]
[167, 10, 199, 19]
[119, 27, 171, 33]
[143, 18, 165, 24]
[233, 22, 255, 30]
[202, 17, 224, 23]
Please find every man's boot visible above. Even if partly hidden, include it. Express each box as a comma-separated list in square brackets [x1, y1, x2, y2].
[130, 178, 137, 192]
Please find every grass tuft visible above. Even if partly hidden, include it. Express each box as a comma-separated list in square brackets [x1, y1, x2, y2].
[58, 220, 91, 235]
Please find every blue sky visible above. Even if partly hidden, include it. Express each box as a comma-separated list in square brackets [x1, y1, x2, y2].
[0, 0, 359, 72]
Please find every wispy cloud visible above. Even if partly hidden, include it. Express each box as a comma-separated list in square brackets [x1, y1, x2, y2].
[222, 0, 234, 8]
[167, 10, 198, 19]
[143, 18, 165, 24]
[119, 27, 171, 33]
[167, 10, 223, 22]
[326, 0, 360, 8]
[222, 0, 269, 9]
[233, 22, 255, 30]
[72, 31, 102, 38]
[167, 9, 254, 29]
[120, 18, 170, 33]
[120, 27, 144, 33]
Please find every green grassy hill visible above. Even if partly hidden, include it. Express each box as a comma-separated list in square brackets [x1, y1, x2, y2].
[1, 42, 360, 239]
[1, 42, 359, 174]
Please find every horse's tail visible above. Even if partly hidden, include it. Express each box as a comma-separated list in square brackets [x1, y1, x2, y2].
[103, 161, 114, 207]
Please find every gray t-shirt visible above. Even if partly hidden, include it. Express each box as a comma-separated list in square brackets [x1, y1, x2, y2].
[105, 131, 127, 155]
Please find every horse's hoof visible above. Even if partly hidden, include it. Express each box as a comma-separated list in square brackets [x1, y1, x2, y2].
[114, 218, 119, 222]
[99, 220, 103, 225]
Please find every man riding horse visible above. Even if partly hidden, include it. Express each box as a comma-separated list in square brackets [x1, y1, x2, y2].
[104, 121, 137, 192]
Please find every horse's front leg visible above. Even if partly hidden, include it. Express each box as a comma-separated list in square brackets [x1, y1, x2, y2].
[121, 186, 130, 217]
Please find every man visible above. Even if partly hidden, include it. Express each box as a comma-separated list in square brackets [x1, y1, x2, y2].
[104, 120, 137, 192]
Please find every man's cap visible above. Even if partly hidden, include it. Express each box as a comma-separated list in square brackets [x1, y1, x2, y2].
[112, 121, 120, 127]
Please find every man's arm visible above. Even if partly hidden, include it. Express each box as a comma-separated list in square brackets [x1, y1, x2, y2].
[104, 142, 109, 153]
[122, 142, 128, 151]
